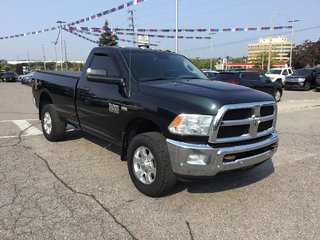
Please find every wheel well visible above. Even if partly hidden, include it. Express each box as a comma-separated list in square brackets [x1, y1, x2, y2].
[39, 92, 53, 119]
[121, 118, 161, 161]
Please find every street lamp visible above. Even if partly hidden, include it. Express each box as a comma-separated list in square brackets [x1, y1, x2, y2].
[57, 20, 66, 71]
[288, 19, 299, 68]
[209, 33, 215, 70]
[267, 13, 279, 71]
[175, 0, 179, 53]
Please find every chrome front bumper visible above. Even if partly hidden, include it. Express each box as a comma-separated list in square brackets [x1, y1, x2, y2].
[166, 131, 278, 177]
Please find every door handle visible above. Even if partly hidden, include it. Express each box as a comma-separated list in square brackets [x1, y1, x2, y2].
[82, 86, 90, 91]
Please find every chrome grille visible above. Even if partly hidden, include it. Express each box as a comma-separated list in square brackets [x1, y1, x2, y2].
[208, 101, 277, 144]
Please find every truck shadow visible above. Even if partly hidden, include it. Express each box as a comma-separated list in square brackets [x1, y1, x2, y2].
[172, 160, 274, 195]
[62, 131, 275, 196]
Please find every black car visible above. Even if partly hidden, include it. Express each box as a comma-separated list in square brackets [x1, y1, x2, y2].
[202, 70, 219, 80]
[316, 76, 320, 92]
[214, 71, 283, 101]
[284, 68, 320, 91]
[2, 71, 18, 82]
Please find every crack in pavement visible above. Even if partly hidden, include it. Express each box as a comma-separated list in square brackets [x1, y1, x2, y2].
[186, 221, 195, 240]
[34, 152, 138, 240]
[0, 122, 39, 148]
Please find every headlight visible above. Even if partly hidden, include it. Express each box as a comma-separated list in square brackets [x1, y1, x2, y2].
[168, 114, 213, 136]
[298, 78, 305, 82]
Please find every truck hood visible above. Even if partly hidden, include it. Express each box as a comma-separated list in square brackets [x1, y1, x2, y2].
[139, 79, 274, 115]
[266, 74, 282, 79]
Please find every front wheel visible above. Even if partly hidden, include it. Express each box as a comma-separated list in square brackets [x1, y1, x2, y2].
[304, 81, 311, 91]
[127, 132, 177, 197]
[41, 104, 66, 141]
[273, 89, 282, 102]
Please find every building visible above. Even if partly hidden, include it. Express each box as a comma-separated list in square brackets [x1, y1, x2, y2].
[248, 36, 292, 62]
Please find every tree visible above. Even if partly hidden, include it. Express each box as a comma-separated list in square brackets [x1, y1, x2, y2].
[251, 52, 278, 72]
[98, 20, 118, 47]
[292, 39, 320, 69]
[190, 57, 217, 69]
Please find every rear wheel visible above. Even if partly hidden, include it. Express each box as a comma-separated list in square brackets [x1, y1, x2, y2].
[41, 104, 66, 141]
[127, 132, 177, 197]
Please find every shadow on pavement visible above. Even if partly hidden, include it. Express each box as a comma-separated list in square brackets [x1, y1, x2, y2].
[171, 159, 274, 195]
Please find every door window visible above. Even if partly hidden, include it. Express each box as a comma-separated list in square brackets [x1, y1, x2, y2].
[90, 55, 119, 77]
[247, 73, 260, 81]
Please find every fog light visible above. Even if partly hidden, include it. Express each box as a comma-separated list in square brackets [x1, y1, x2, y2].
[187, 154, 206, 165]
[223, 155, 237, 162]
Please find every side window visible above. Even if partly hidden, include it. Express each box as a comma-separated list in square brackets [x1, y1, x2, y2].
[247, 73, 260, 81]
[288, 69, 293, 74]
[90, 55, 119, 77]
[240, 73, 248, 80]
[282, 69, 288, 76]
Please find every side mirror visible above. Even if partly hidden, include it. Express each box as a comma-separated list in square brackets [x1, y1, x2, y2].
[86, 68, 125, 86]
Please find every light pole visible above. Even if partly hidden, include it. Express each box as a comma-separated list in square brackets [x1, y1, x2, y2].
[57, 20, 66, 71]
[209, 33, 215, 70]
[175, 0, 178, 53]
[288, 19, 299, 68]
[42, 44, 46, 70]
[52, 42, 58, 70]
[267, 13, 278, 71]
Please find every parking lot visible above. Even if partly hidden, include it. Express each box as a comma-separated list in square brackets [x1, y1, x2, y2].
[1, 82, 320, 240]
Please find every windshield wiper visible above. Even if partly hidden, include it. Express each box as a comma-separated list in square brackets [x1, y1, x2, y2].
[141, 77, 176, 82]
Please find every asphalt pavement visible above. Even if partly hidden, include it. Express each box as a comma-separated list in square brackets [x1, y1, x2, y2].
[1, 83, 320, 240]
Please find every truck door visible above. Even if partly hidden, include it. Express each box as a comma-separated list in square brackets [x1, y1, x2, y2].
[76, 53, 128, 144]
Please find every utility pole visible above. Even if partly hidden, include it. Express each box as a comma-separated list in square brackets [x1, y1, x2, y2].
[175, 0, 179, 53]
[52, 42, 58, 70]
[42, 44, 46, 70]
[57, 20, 66, 71]
[209, 33, 215, 70]
[268, 13, 278, 71]
[27, 51, 30, 69]
[64, 40, 68, 71]
[288, 19, 299, 68]
[128, 10, 136, 47]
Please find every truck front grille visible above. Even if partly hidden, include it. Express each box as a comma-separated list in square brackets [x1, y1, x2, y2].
[209, 101, 277, 144]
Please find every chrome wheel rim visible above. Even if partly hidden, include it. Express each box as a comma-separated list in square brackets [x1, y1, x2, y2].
[43, 112, 52, 135]
[133, 146, 156, 185]
[275, 91, 281, 101]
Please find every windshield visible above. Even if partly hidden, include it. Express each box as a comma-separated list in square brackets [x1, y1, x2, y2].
[122, 51, 207, 81]
[266, 70, 281, 74]
[4, 72, 15, 77]
[292, 69, 313, 76]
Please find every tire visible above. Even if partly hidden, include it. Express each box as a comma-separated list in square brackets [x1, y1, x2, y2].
[127, 132, 177, 197]
[273, 89, 282, 102]
[41, 104, 66, 141]
[303, 81, 311, 91]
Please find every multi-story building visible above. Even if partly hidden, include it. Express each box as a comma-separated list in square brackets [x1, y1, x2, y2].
[248, 36, 292, 62]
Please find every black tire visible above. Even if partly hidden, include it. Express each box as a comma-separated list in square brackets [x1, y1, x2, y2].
[273, 89, 282, 102]
[127, 132, 177, 197]
[303, 81, 311, 91]
[41, 104, 66, 141]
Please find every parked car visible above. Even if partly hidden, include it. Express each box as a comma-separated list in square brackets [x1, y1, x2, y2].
[2, 71, 18, 82]
[32, 47, 279, 197]
[21, 72, 35, 85]
[202, 70, 219, 80]
[316, 76, 320, 92]
[265, 67, 293, 85]
[284, 68, 320, 91]
[214, 71, 283, 102]
[0, 71, 5, 82]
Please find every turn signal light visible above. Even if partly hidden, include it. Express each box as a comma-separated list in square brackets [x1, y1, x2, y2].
[228, 81, 239, 84]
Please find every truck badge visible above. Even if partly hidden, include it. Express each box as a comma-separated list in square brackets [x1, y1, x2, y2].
[109, 103, 120, 114]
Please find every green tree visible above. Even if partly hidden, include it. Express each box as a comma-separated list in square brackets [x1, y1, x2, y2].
[190, 57, 217, 69]
[251, 52, 278, 72]
[98, 20, 118, 47]
[292, 39, 320, 68]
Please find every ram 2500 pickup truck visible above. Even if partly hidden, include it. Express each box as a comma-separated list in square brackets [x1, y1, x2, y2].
[32, 47, 279, 197]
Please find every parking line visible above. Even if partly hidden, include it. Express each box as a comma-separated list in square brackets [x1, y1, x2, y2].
[0, 119, 38, 123]
[12, 120, 42, 136]
[0, 135, 18, 139]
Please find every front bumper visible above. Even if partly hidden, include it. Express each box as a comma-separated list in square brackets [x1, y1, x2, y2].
[166, 131, 278, 177]
[284, 81, 305, 89]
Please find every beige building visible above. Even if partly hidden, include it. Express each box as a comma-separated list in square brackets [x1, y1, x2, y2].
[248, 36, 292, 62]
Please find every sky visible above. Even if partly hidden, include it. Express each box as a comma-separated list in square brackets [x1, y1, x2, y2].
[0, 0, 319, 61]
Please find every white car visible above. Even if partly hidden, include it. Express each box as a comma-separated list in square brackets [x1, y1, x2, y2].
[266, 68, 293, 85]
